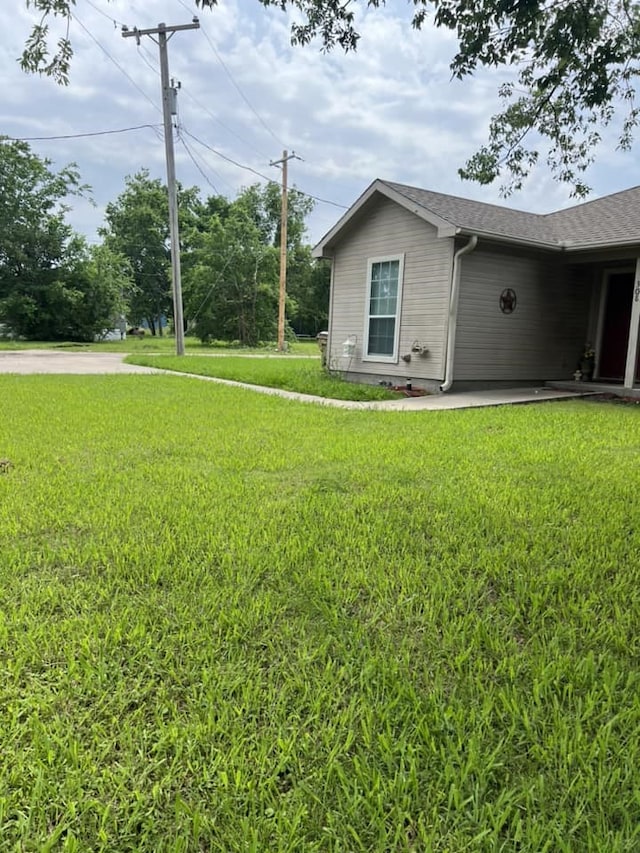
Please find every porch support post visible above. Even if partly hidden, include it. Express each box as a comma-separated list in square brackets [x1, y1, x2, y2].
[623, 257, 640, 388]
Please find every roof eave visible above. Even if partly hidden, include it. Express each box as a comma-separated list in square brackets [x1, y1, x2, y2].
[455, 228, 562, 252]
[562, 238, 640, 253]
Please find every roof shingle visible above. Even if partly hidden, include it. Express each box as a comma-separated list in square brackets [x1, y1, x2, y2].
[383, 180, 640, 250]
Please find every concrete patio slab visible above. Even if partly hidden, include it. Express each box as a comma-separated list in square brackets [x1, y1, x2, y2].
[547, 380, 640, 400]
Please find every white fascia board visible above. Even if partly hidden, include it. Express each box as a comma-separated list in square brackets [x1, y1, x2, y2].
[562, 238, 640, 253]
[455, 228, 562, 252]
[312, 180, 382, 258]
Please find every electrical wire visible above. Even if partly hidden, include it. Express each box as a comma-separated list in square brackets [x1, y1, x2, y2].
[199, 26, 286, 150]
[125, 8, 271, 160]
[179, 135, 236, 195]
[296, 188, 349, 210]
[83, 0, 128, 28]
[6, 124, 162, 142]
[37, 10, 347, 215]
[180, 86, 270, 161]
[177, 132, 220, 193]
[137, 44, 159, 75]
[190, 250, 240, 322]
[172, 2, 347, 211]
[182, 128, 348, 209]
[71, 12, 161, 114]
[176, 0, 286, 148]
[181, 127, 275, 183]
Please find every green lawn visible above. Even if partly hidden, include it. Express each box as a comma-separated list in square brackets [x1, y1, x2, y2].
[2, 376, 639, 851]
[125, 354, 398, 401]
[0, 336, 320, 356]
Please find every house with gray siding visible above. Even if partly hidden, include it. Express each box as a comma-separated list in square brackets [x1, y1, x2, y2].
[313, 179, 640, 393]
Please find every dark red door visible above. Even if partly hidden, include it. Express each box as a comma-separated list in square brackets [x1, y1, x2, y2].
[598, 273, 635, 381]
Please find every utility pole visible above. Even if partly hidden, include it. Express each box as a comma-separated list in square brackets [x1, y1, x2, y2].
[122, 19, 199, 356]
[270, 150, 300, 352]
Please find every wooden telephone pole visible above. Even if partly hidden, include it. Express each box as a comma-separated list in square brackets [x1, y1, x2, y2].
[270, 150, 300, 351]
[122, 19, 200, 356]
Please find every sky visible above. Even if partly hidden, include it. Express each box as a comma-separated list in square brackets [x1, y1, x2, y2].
[4, 0, 640, 248]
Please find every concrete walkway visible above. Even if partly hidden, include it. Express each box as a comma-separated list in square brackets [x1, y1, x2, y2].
[0, 349, 592, 410]
[179, 375, 592, 410]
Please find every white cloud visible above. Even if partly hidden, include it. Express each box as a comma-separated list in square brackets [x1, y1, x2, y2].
[4, 0, 640, 248]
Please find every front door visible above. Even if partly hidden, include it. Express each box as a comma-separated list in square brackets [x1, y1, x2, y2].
[598, 272, 639, 381]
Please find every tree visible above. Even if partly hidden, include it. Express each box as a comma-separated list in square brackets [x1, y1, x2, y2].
[287, 247, 330, 337]
[0, 138, 81, 295]
[182, 183, 319, 345]
[183, 190, 280, 345]
[3, 238, 131, 342]
[0, 139, 125, 341]
[20, 0, 640, 196]
[101, 170, 201, 335]
[101, 171, 170, 336]
[60, 241, 132, 341]
[233, 182, 314, 249]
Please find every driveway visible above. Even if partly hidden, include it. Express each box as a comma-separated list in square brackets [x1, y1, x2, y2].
[0, 349, 158, 374]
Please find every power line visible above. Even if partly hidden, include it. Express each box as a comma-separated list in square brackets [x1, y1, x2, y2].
[175, 0, 286, 148]
[72, 13, 161, 114]
[7, 124, 162, 142]
[150, 126, 165, 143]
[181, 127, 275, 183]
[180, 86, 270, 161]
[182, 128, 348, 210]
[80, 0, 346, 213]
[190, 249, 242, 322]
[130, 7, 271, 160]
[171, 0, 347, 211]
[297, 189, 349, 210]
[83, 0, 127, 28]
[137, 44, 159, 75]
[199, 26, 286, 149]
[177, 132, 220, 193]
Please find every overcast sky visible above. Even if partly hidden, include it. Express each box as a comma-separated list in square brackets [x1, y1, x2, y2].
[5, 0, 640, 247]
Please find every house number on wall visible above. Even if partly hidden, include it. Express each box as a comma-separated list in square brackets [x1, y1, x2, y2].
[499, 288, 517, 314]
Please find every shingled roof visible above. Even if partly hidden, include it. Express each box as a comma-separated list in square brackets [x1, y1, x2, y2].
[314, 179, 640, 256]
[544, 185, 640, 248]
[383, 181, 559, 247]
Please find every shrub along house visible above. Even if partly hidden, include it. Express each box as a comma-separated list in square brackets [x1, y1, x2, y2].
[313, 179, 640, 393]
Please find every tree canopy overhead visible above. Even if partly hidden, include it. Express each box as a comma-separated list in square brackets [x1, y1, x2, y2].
[20, 0, 640, 196]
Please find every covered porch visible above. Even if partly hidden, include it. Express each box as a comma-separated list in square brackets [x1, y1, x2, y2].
[546, 380, 640, 400]
[566, 256, 640, 391]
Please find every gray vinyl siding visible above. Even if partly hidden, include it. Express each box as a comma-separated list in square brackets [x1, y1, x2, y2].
[328, 197, 453, 382]
[454, 246, 589, 381]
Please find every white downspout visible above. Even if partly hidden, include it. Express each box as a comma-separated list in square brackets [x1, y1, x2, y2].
[440, 234, 478, 392]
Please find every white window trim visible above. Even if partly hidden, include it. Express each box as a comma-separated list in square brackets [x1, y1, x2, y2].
[362, 254, 405, 363]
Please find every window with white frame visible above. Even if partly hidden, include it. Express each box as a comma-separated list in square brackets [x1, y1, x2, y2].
[364, 255, 404, 361]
